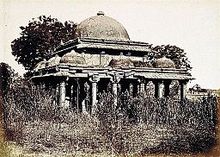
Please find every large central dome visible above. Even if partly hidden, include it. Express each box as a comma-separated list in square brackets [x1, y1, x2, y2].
[75, 11, 130, 41]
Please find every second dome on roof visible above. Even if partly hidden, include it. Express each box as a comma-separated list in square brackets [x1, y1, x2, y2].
[74, 11, 130, 41]
[154, 56, 176, 68]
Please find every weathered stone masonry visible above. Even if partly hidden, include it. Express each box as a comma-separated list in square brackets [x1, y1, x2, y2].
[31, 11, 193, 113]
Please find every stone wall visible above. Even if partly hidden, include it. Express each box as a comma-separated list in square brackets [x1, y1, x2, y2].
[74, 50, 143, 67]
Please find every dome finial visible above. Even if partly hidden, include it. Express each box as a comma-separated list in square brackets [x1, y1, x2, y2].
[97, 11, 105, 16]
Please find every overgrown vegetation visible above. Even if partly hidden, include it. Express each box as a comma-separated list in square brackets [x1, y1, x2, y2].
[0, 62, 18, 97]
[2, 80, 217, 156]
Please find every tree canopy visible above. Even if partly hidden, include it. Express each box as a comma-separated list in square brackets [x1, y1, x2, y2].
[11, 15, 77, 70]
[0, 62, 17, 97]
[152, 45, 192, 70]
[11, 15, 191, 71]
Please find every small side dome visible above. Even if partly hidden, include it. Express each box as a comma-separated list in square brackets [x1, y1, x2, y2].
[60, 51, 86, 65]
[109, 58, 134, 68]
[35, 60, 48, 70]
[154, 56, 175, 68]
[132, 60, 153, 67]
[47, 55, 61, 67]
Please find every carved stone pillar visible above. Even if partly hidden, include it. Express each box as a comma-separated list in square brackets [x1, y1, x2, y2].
[56, 83, 59, 105]
[118, 83, 121, 94]
[76, 78, 80, 112]
[70, 84, 74, 108]
[136, 84, 140, 95]
[129, 83, 134, 96]
[90, 75, 100, 114]
[59, 80, 66, 107]
[179, 80, 188, 100]
[83, 82, 90, 114]
[81, 100, 86, 114]
[146, 81, 155, 96]
[158, 81, 164, 98]
[154, 80, 164, 98]
[138, 78, 146, 94]
[112, 83, 118, 97]
[91, 81, 97, 113]
[111, 75, 121, 106]
[140, 83, 145, 93]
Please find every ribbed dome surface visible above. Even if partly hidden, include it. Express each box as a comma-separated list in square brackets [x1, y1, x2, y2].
[47, 55, 61, 67]
[75, 11, 130, 41]
[154, 56, 175, 68]
[35, 60, 48, 70]
[109, 59, 134, 67]
[60, 51, 86, 65]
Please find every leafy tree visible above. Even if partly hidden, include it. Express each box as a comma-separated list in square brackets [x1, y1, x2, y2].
[152, 45, 192, 70]
[11, 15, 77, 70]
[11, 15, 191, 71]
[0, 62, 16, 97]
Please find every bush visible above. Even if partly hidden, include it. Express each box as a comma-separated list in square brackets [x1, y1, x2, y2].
[95, 91, 217, 155]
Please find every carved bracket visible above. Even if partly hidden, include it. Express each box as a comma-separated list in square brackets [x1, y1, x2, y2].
[89, 74, 100, 83]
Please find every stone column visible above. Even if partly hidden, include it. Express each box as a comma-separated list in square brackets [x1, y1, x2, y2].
[154, 80, 164, 98]
[138, 78, 146, 94]
[70, 84, 74, 108]
[179, 80, 188, 100]
[112, 82, 118, 106]
[129, 83, 134, 96]
[59, 80, 66, 107]
[140, 83, 145, 93]
[158, 81, 164, 98]
[89, 76, 100, 114]
[83, 82, 90, 114]
[81, 100, 86, 114]
[118, 83, 121, 94]
[111, 76, 121, 106]
[112, 82, 118, 97]
[76, 78, 80, 112]
[56, 83, 60, 105]
[136, 84, 140, 95]
[91, 81, 97, 113]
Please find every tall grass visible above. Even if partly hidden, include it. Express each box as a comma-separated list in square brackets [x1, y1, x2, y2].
[2, 79, 218, 156]
[96, 91, 217, 154]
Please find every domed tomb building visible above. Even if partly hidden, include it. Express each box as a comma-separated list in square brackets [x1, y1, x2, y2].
[32, 12, 193, 112]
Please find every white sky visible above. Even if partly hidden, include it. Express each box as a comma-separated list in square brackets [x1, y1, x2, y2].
[0, 0, 220, 89]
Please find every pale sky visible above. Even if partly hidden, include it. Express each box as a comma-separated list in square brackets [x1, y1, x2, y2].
[0, 0, 220, 89]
